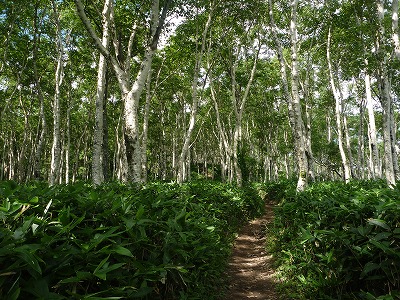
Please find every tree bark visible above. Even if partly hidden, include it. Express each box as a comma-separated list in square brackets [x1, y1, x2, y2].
[289, 0, 309, 191]
[393, 0, 400, 59]
[49, 0, 64, 186]
[177, 5, 213, 183]
[75, 0, 171, 183]
[365, 70, 381, 178]
[327, 26, 351, 183]
[92, 0, 112, 185]
[269, 0, 309, 191]
[377, 0, 396, 187]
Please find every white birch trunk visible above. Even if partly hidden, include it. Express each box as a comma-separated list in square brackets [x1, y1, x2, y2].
[269, 0, 309, 190]
[327, 27, 351, 183]
[290, 0, 308, 191]
[377, 0, 396, 187]
[49, 0, 64, 186]
[365, 71, 381, 178]
[92, 0, 111, 185]
[177, 7, 213, 183]
[75, 0, 170, 183]
[141, 70, 152, 183]
[393, 0, 400, 59]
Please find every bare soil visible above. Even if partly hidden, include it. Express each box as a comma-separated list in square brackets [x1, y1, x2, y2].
[223, 203, 278, 300]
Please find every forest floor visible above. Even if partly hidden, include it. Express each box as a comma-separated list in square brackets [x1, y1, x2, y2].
[223, 202, 279, 300]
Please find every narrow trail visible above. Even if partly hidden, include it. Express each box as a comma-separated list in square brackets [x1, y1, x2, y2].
[223, 203, 278, 300]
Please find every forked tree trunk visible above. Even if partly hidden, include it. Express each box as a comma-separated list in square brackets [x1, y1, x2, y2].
[75, 0, 170, 183]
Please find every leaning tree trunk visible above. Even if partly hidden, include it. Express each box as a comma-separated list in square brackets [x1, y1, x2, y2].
[327, 26, 351, 183]
[177, 6, 213, 183]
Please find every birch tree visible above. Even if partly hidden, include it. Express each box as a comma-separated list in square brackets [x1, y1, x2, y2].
[92, 0, 112, 185]
[49, 0, 65, 185]
[176, 4, 213, 183]
[75, 0, 171, 183]
[327, 27, 351, 183]
[376, 0, 396, 187]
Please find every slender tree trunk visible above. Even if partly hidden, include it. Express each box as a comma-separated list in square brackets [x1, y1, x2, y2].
[377, 0, 396, 187]
[65, 105, 71, 184]
[209, 67, 230, 182]
[327, 27, 351, 183]
[92, 0, 111, 185]
[115, 111, 128, 182]
[33, 5, 47, 180]
[141, 70, 152, 183]
[357, 93, 366, 179]
[17, 94, 29, 182]
[49, 0, 64, 186]
[269, 0, 309, 191]
[365, 70, 381, 178]
[177, 6, 213, 183]
[290, 0, 309, 191]
[393, 0, 400, 59]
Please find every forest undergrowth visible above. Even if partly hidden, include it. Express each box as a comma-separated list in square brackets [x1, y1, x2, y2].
[0, 180, 264, 299]
[266, 179, 400, 300]
[1, 179, 400, 299]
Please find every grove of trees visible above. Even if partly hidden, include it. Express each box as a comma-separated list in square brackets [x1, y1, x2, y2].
[1, 0, 400, 190]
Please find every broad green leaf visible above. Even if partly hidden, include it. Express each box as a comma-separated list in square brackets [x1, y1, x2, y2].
[15, 247, 41, 275]
[114, 245, 134, 257]
[29, 196, 39, 203]
[367, 218, 390, 231]
[361, 262, 380, 277]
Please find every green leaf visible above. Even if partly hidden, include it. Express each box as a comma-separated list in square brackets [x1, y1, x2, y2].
[136, 205, 145, 220]
[29, 196, 39, 203]
[367, 218, 390, 231]
[361, 262, 380, 278]
[114, 246, 134, 257]
[94, 262, 125, 280]
[14, 247, 42, 275]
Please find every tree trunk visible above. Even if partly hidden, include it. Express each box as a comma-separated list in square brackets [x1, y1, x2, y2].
[269, 0, 309, 191]
[177, 6, 213, 183]
[365, 70, 381, 178]
[92, 0, 111, 185]
[393, 0, 400, 59]
[290, 0, 309, 191]
[49, 0, 64, 186]
[327, 27, 351, 183]
[32, 4, 47, 180]
[141, 70, 152, 183]
[75, 0, 171, 183]
[377, 0, 396, 187]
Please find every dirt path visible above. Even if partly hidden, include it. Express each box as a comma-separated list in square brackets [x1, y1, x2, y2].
[223, 203, 278, 300]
